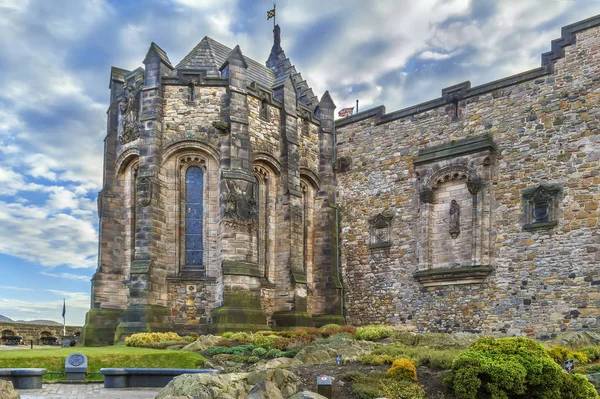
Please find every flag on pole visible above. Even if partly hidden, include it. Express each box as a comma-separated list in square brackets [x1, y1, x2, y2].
[338, 107, 354, 118]
[267, 4, 276, 21]
[62, 299, 66, 319]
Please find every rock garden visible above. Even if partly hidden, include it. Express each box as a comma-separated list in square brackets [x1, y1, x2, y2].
[121, 326, 600, 399]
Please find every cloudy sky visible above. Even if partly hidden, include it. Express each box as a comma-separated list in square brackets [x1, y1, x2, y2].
[0, 0, 599, 326]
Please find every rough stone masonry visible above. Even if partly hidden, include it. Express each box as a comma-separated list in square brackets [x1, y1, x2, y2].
[83, 15, 600, 344]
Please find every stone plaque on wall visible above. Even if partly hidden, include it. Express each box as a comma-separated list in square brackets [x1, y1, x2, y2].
[368, 211, 394, 250]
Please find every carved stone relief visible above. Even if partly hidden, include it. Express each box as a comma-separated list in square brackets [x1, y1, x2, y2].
[119, 81, 142, 145]
[136, 177, 152, 207]
[449, 199, 460, 238]
[522, 184, 561, 231]
[368, 211, 394, 249]
[222, 179, 258, 229]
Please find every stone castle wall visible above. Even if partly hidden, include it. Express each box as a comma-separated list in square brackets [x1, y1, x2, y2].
[0, 323, 81, 342]
[335, 25, 600, 337]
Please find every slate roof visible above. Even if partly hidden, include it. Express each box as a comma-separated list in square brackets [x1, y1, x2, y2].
[176, 37, 275, 88]
[176, 27, 319, 108]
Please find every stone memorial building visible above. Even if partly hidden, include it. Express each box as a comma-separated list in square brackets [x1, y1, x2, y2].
[83, 15, 600, 345]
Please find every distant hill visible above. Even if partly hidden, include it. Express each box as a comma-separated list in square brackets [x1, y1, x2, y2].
[16, 320, 61, 326]
[0, 315, 62, 326]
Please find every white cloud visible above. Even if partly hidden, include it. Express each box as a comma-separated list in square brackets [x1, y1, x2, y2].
[0, 286, 33, 292]
[0, 291, 90, 325]
[41, 272, 91, 282]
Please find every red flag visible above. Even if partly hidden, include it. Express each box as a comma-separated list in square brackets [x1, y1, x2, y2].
[338, 107, 354, 118]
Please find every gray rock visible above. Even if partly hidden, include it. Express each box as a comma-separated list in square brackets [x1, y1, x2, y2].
[156, 368, 299, 399]
[294, 336, 377, 365]
[181, 335, 222, 352]
[246, 380, 283, 399]
[0, 381, 20, 399]
[286, 392, 328, 399]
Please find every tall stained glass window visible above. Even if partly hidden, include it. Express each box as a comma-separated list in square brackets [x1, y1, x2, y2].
[185, 166, 203, 267]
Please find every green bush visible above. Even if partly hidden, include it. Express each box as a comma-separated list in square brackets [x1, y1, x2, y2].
[125, 332, 182, 347]
[579, 346, 600, 362]
[250, 334, 276, 349]
[282, 348, 301, 358]
[320, 324, 341, 330]
[355, 325, 394, 341]
[447, 337, 599, 399]
[205, 346, 233, 356]
[561, 373, 600, 399]
[379, 380, 426, 399]
[265, 348, 284, 358]
[387, 358, 417, 382]
[230, 345, 252, 355]
[547, 345, 590, 365]
[361, 353, 395, 365]
[251, 347, 267, 357]
[247, 355, 260, 364]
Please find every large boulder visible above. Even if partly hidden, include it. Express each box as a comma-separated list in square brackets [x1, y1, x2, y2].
[248, 357, 301, 372]
[294, 336, 376, 365]
[181, 335, 222, 352]
[245, 380, 283, 399]
[156, 369, 299, 399]
[286, 392, 328, 399]
[0, 381, 20, 399]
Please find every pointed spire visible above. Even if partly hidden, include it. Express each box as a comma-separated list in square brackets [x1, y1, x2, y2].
[318, 91, 336, 109]
[143, 42, 173, 70]
[220, 44, 248, 70]
[267, 25, 284, 70]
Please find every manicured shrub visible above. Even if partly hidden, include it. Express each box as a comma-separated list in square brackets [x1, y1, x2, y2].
[250, 334, 276, 349]
[282, 348, 301, 358]
[560, 373, 600, 399]
[320, 324, 341, 330]
[355, 325, 394, 341]
[447, 337, 599, 399]
[379, 380, 426, 399]
[205, 346, 233, 356]
[265, 348, 285, 358]
[273, 337, 295, 350]
[547, 345, 590, 365]
[387, 358, 417, 382]
[125, 332, 181, 347]
[579, 346, 600, 362]
[230, 344, 252, 355]
[361, 353, 395, 365]
[230, 353, 249, 363]
[247, 355, 260, 364]
[251, 347, 267, 357]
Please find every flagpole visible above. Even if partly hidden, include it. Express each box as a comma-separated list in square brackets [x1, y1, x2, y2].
[62, 298, 66, 337]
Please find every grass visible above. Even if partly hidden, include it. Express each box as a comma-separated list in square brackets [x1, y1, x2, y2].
[0, 346, 206, 381]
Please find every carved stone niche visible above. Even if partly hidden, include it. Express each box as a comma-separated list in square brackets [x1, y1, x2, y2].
[368, 211, 394, 250]
[413, 134, 496, 287]
[522, 184, 561, 231]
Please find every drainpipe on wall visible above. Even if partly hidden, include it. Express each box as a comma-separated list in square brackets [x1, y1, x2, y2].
[332, 121, 345, 323]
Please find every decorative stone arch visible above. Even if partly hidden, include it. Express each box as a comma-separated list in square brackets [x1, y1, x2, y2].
[300, 168, 321, 191]
[1, 329, 16, 337]
[115, 148, 140, 175]
[39, 331, 53, 338]
[254, 152, 282, 175]
[162, 140, 220, 166]
[162, 147, 220, 278]
[253, 161, 279, 282]
[413, 134, 495, 286]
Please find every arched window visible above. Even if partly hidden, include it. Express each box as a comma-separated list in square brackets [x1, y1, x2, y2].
[254, 167, 269, 278]
[185, 166, 204, 268]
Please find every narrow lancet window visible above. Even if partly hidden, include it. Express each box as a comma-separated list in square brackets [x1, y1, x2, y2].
[185, 166, 203, 268]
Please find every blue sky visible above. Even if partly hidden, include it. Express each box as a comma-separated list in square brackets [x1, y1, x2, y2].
[0, 0, 599, 326]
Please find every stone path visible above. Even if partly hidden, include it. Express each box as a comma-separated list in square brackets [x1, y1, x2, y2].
[19, 383, 161, 399]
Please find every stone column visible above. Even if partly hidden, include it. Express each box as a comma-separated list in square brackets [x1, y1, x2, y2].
[311, 91, 344, 326]
[114, 43, 173, 342]
[209, 46, 268, 333]
[81, 68, 129, 346]
[271, 75, 312, 328]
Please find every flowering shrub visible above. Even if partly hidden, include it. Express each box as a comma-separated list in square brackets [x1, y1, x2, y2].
[125, 332, 181, 347]
[387, 358, 417, 382]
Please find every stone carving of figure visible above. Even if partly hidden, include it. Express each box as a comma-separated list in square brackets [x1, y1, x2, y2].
[449, 199, 460, 238]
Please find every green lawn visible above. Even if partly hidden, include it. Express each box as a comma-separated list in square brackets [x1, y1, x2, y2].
[0, 346, 206, 380]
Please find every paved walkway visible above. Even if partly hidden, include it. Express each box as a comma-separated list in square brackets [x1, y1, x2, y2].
[19, 383, 161, 399]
